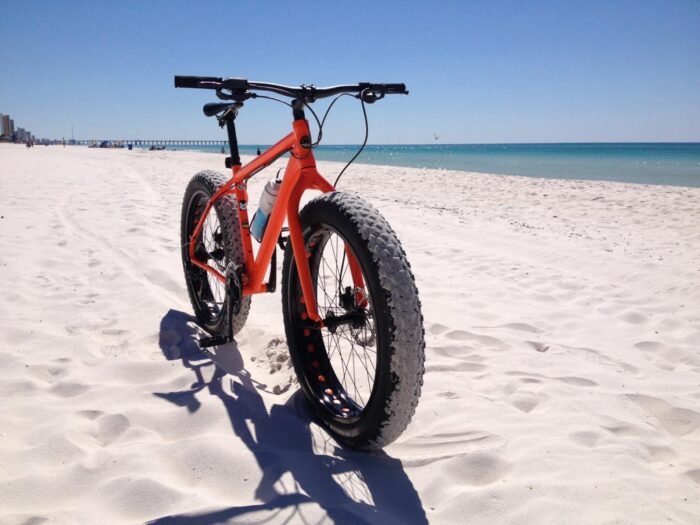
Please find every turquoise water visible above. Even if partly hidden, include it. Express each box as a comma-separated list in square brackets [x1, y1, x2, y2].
[162, 143, 700, 188]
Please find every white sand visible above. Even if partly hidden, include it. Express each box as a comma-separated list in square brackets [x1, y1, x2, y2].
[1, 143, 699, 524]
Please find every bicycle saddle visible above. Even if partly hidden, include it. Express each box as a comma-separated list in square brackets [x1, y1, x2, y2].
[203, 102, 239, 117]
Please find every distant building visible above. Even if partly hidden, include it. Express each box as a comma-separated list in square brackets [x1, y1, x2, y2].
[1, 114, 39, 143]
[0, 114, 10, 137]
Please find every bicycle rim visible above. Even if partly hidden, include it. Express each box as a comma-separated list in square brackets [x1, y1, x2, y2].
[293, 224, 379, 420]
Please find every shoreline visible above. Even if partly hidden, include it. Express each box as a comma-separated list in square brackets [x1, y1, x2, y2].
[13, 141, 699, 188]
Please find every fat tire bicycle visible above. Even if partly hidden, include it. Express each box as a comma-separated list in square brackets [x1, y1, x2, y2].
[175, 75, 425, 450]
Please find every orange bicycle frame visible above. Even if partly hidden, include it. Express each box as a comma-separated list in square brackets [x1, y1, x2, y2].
[187, 117, 364, 325]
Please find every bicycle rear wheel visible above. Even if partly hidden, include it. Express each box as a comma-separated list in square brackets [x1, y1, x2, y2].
[181, 170, 250, 335]
[282, 192, 425, 450]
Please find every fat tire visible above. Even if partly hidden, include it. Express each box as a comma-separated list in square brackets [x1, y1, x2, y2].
[282, 191, 425, 450]
[181, 170, 251, 335]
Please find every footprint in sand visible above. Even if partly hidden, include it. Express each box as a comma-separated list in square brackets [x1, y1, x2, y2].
[603, 420, 648, 438]
[95, 413, 131, 446]
[432, 344, 476, 359]
[622, 311, 646, 324]
[143, 268, 181, 293]
[397, 430, 507, 468]
[437, 390, 460, 399]
[503, 372, 541, 385]
[635, 340, 695, 368]
[569, 430, 600, 447]
[532, 293, 557, 303]
[635, 341, 662, 352]
[444, 329, 507, 350]
[426, 361, 487, 373]
[5, 292, 20, 303]
[645, 445, 677, 463]
[77, 409, 104, 420]
[555, 376, 598, 387]
[0, 380, 38, 397]
[444, 452, 512, 487]
[509, 391, 544, 413]
[39, 434, 86, 466]
[49, 381, 90, 398]
[626, 394, 700, 437]
[102, 328, 129, 336]
[527, 341, 549, 353]
[25, 365, 69, 383]
[476, 323, 543, 334]
[427, 322, 449, 336]
[101, 477, 185, 519]
[684, 469, 700, 484]
[502, 376, 546, 413]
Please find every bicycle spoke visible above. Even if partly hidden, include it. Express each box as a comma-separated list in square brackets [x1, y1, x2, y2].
[201, 208, 225, 308]
[339, 248, 348, 285]
[308, 229, 378, 410]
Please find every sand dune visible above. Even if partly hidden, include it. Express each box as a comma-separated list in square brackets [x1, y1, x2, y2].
[1, 143, 698, 524]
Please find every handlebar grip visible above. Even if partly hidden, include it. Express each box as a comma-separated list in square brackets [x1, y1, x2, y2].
[382, 83, 408, 94]
[174, 75, 222, 88]
[359, 82, 408, 95]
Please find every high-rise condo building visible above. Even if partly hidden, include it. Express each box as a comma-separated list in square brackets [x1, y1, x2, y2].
[1, 114, 10, 137]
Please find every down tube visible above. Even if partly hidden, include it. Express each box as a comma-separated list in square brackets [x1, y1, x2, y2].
[245, 158, 300, 293]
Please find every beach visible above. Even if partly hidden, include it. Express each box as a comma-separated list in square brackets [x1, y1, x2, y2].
[1, 142, 699, 523]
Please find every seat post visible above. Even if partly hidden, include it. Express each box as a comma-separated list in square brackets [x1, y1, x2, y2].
[224, 116, 241, 168]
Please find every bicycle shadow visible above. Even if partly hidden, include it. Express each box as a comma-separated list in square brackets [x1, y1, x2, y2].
[148, 309, 427, 525]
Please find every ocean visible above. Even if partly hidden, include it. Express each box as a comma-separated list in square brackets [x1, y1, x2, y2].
[159, 143, 700, 188]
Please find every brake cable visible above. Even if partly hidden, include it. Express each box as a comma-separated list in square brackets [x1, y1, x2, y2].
[253, 93, 293, 108]
[334, 88, 370, 187]
[311, 92, 354, 147]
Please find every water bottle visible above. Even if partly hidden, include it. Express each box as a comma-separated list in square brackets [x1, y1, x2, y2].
[250, 179, 281, 242]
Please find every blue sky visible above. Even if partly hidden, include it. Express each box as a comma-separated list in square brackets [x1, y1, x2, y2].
[1, 0, 699, 143]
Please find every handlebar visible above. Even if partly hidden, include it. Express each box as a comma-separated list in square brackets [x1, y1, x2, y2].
[174, 75, 408, 101]
[173, 75, 225, 89]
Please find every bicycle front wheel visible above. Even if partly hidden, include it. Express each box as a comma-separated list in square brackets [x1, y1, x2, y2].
[282, 192, 425, 450]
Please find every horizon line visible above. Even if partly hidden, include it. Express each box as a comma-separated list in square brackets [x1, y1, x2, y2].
[47, 140, 700, 146]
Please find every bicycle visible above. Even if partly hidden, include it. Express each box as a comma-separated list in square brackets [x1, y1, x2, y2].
[174, 75, 425, 450]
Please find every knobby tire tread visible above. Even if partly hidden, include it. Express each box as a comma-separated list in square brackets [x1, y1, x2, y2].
[181, 170, 251, 335]
[282, 191, 425, 450]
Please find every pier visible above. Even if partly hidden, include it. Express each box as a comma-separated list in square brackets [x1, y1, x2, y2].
[73, 139, 227, 146]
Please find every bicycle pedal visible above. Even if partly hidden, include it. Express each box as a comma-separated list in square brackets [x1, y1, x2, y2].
[199, 335, 231, 348]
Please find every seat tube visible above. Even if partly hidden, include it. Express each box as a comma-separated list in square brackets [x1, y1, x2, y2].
[232, 167, 255, 278]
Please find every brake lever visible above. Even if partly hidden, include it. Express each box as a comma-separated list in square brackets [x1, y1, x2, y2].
[358, 90, 385, 104]
[216, 88, 254, 102]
